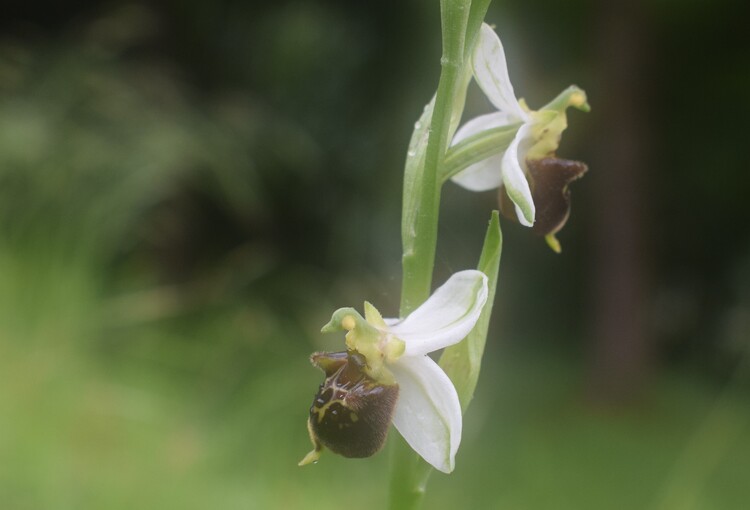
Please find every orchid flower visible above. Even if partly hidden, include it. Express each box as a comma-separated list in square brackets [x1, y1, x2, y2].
[299, 270, 488, 473]
[450, 23, 589, 238]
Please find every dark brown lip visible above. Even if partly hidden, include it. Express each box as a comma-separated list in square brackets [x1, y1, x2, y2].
[499, 157, 588, 237]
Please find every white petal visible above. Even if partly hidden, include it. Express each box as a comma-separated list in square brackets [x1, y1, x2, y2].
[449, 112, 516, 191]
[451, 111, 517, 145]
[388, 270, 488, 356]
[450, 153, 504, 191]
[472, 23, 529, 121]
[390, 355, 462, 473]
[501, 124, 535, 226]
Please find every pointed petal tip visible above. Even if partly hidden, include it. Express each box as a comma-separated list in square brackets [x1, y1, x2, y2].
[298, 449, 320, 467]
[514, 202, 535, 227]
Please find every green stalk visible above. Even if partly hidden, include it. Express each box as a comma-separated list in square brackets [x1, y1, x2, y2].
[399, 0, 469, 316]
[391, 1, 493, 508]
[391, 1, 470, 508]
[387, 435, 435, 510]
[399, 0, 493, 315]
[388, 213, 502, 509]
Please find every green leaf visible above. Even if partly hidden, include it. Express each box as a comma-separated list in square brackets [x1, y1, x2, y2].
[401, 96, 435, 275]
[439, 210, 502, 411]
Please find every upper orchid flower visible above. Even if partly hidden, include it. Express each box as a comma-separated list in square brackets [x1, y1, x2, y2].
[450, 23, 589, 243]
[299, 270, 488, 473]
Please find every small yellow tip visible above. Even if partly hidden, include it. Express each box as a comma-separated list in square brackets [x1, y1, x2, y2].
[545, 234, 562, 254]
[570, 91, 590, 112]
[341, 315, 356, 331]
[298, 449, 321, 466]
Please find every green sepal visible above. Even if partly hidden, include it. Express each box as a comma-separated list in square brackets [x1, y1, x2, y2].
[439, 211, 502, 411]
[540, 85, 589, 114]
[321, 307, 367, 334]
[527, 85, 590, 160]
[440, 123, 522, 182]
[320, 306, 398, 385]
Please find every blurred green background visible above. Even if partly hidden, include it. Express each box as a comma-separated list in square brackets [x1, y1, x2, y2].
[1, 1, 749, 509]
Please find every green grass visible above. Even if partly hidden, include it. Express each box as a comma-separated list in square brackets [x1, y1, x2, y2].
[2, 293, 748, 510]
[430, 353, 750, 510]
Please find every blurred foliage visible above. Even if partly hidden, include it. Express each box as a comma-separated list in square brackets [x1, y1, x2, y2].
[1, 0, 749, 508]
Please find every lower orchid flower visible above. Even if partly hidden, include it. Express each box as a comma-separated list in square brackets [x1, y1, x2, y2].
[299, 270, 488, 473]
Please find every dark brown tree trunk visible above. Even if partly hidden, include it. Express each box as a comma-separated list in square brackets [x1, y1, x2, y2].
[588, 0, 653, 403]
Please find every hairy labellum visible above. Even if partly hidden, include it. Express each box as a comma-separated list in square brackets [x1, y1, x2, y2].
[306, 351, 399, 459]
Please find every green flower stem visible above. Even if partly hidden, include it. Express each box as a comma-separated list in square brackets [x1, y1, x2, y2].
[399, 0, 471, 316]
[387, 435, 435, 510]
[392, 1, 471, 509]
[399, 0, 493, 314]
[391, 1, 493, 509]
